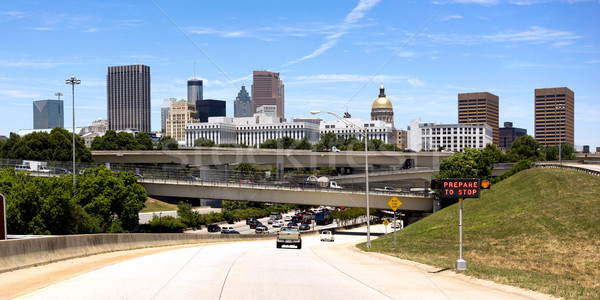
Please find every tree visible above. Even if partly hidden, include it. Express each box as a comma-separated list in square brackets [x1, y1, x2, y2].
[194, 137, 215, 147]
[437, 147, 492, 179]
[259, 139, 278, 149]
[157, 136, 178, 150]
[135, 132, 154, 150]
[482, 143, 505, 165]
[0, 128, 91, 162]
[116, 131, 138, 150]
[505, 135, 543, 162]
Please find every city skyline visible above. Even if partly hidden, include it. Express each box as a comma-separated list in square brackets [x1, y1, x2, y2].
[0, 1, 598, 147]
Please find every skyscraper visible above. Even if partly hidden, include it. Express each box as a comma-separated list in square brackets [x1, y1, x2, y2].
[534, 87, 574, 147]
[234, 85, 252, 117]
[196, 99, 226, 122]
[252, 71, 284, 119]
[188, 79, 203, 104]
[458, 92, 499, 147]
[161, 97, 176, 133]
[107, 64, 151, 132]
[33, 99, 64, 129]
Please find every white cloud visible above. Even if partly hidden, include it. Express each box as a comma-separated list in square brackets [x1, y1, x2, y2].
[189, 27, 249, 38]
[0, 59, 61, 69]
[484, 26, 581, 46]
[288, 74, 425, 87]
[284, 0, 381, 66]
[450, 0, 500, 4]
[440, 15, 463, 21]
[33, 27, 55, 31]
[83, 28, 99, 33]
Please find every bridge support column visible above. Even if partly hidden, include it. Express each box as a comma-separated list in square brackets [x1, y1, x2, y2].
[277, 162, 284, 181]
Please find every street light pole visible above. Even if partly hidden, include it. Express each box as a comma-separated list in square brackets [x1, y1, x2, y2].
[311, 110, 371, 248]
[65, 76, 81, 188]
[556, 105, 565, 165]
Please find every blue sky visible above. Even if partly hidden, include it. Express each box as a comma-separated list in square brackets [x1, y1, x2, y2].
[1, 0, 599, 147]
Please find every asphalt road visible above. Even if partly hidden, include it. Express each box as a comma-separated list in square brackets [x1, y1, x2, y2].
[17, 225, 556, 300]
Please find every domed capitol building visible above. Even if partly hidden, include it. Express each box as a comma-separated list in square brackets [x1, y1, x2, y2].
[371, 83, 394, 126]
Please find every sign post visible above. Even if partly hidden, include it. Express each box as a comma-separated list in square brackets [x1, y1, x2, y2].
[456, 198, 466, 270]
[382, 219, 389, 235]
[387, 197, 402, 249]
[1, 194, 6, 240]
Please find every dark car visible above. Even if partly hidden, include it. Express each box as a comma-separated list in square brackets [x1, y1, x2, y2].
[207, 224, 221, 232]
[291, 216, 302, 223]
[55, 168, 71, 174]
[249, 220, 261, 229]
[299, 223, 310, 230]
[246, 217, 258, 225]
[222, 230, 240, 234]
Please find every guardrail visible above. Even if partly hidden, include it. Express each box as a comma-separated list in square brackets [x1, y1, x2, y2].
[535, 163, 600, 177]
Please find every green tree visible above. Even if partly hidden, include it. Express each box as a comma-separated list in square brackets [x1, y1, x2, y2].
[505, 135, 544, 162]
[1, 128, 91, 162]
[482, 143, 505, 165]
[437, 147, 492, 179]
[135, 132, 154, 150]
[259, 139, 278, 149]
[194, 137, 215, 147]
[157, 136, 178, 150]
[116, 131, 138, 150]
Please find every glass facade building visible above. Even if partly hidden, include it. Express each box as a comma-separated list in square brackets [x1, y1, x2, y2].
[33, 99, 64, 129]
[187, 79, 203, 104]
[196, 99, 226, 122]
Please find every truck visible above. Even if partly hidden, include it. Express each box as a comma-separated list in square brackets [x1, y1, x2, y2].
[276, 227, 302, 249]
[23, 160, 50, 173]
[314, 210, 332, 225]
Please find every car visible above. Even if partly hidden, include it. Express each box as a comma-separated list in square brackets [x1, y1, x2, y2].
[239, 179, 254, 184]
[268, 215, 280, 224]
[375, 186, 396, 192]
[299, 223, 310, 231]
[207, 224, 221, 232]
[249, 220, 262, 229]
[221, 226, 234, 234]
[255, 227, 269, 234]
[320, 230, 335, 242]
[187, 176, 201, 181]
[222, 230, 240, 234]
[390, 221, 403, 229]
[286, 222, 297, 228]
[291, 216, 302, 224]
[246, 217, 257, 225]
[55, 168, 71, 174]
[273, 220, 284, 227]
[284, 215, 292, 222]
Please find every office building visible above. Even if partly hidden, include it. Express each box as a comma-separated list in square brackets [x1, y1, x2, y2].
[234, 85, 252, 118]
[407, 119, 493, 152]
[107, 64, 151, 132]
[392, 129, 407, 150]
[499, 122, 527, 150]
[167, 100, 199, 142]
[458, 92, 499, 147]
[33, 99, 64, 129]
[534, 87, 574, 147]
[196, 99, 226, 122]
[256, 105, 277, 118]
[161, 98, 177, 133]
[320, 117, 393, 144]
[187, 79, 203, 104]
[371, 84, 394, 126]
[252, 71, 284, 119]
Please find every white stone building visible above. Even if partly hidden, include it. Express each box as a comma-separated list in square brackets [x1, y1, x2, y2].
[407, 119, 493, 152]
[319, 117, 393, 144]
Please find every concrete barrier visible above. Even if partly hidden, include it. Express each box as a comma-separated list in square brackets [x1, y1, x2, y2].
[0, 233, 272, 274]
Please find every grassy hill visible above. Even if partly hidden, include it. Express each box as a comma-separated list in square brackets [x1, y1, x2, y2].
[361, 168, 600, 299]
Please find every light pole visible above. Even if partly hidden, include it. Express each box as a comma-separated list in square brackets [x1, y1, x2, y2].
[55, 92, 63, 128]
[556, 105, 565, 164]
[311, 110, 371, 248]
[65, 76, 81, 187]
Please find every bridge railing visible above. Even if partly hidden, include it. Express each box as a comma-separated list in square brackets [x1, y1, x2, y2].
[535, 163, 600, 177]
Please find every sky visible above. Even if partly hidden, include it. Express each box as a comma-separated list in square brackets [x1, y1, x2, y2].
[0, 0, 599, 148]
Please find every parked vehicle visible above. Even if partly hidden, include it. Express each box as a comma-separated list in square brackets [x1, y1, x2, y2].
[207, 224, 221, 232]
[320, 230, 335, 242]
[23, 160, 50, 173]
[276, 227, 302, 249]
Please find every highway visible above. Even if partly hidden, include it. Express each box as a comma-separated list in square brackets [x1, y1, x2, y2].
[16, 225, 555, 300]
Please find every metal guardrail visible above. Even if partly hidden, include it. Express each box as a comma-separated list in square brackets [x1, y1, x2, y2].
[535, 163, 600, 177]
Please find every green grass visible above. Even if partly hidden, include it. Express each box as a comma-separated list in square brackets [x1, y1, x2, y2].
[140, 197, 177, 213]
[359, 168, 600, 299]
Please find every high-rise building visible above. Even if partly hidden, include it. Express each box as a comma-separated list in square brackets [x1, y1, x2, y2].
[534, 87, 574, 147]
[234, 85, 252, 117]
[252, 71, 284, 119]
[408, 119, 493, 152]
[196, 99, 226, 122]
[107, 64, 151, 132]
[458, 92, 499, 147]
[161, 98, 177, 133]
[33, 99, 63, 129]
[371, 84, 394, 126]
[187, 79, 203, 104]
[166, 100, 199, 142]
[499, 122, 527, 150]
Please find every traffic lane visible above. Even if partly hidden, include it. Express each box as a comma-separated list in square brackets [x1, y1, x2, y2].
[20, 235, 390, 300]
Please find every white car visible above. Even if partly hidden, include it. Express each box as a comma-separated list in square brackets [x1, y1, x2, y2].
[284, 215, 292, 222]
[390, 221, 403, 229]
[273, 220, 284, 227]
[320, 230, 335, 242]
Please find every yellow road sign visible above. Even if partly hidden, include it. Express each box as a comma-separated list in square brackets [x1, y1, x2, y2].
[387, 197, 402, 211]
[382, 219, 390, 226]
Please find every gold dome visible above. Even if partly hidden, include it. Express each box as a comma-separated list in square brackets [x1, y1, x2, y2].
[372, 84, 392, 109]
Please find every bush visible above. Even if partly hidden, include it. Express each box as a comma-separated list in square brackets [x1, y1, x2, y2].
[147, 215, 186, 233]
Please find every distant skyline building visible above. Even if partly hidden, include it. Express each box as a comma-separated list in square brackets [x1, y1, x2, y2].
[458, 92, 499, 147]
[187, 78, 203, 104]
[166, 100, 199, 142]
[408, 119, 493, 152]
[107, 64, 151, 132]
[320, 117, 393, 144]
[534, 87, 574, 147]
[499, 121, 527, 150]
[234, 85, 252, 118]
[161, 98, 177, 133]
[256, 105, 277, 118]
[252, 70, 284, 119]
[196, 99, 226, 122]
[33, 99, 63, 129]
[371, 84, 394, 127]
